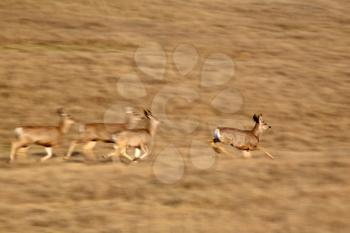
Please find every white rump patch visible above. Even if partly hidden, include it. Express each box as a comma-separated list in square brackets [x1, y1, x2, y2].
[134, 148, 141, 158]
[214, 128, 221, 140]
[14, 127, 23, 137]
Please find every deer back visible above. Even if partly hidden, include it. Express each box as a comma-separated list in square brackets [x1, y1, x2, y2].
[218, 127, 259, 149]
[16, 126, 62, 146]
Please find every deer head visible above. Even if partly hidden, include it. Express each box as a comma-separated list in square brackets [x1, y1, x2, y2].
[124, 107, 144, 129]
[252, 114, 271, 136]
[57, 108, 76, 133]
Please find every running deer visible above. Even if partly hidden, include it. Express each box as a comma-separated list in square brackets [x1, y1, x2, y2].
[211, 114, 274, 159]
[109, 109, 160, 161]
[65, 107, 143, 160]
[9, 108, 76, 163]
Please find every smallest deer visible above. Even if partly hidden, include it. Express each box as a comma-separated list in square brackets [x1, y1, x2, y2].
[211, 114, 274, 159]
[9, 108, 75, 163]
[110, 109, 160, 161]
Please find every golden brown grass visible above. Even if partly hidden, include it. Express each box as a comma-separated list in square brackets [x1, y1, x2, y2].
[0, 0, 349, 232]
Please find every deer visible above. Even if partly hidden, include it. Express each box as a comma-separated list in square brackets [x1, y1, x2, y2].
[9, 108, 76, 163]
[211, 114, 274, 159]
[64, 107, 144, 160]
[108, 109, 160, 162]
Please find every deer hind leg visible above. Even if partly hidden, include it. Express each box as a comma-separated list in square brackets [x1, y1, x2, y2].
[120, 145, 134, 161]
[82, 141, 97, 161]
[40, 147, 53, 162]
[138, 144, 149, 160]
[110, 145, 121, 162]
[104, 144, 120, 161]
[19, 146, 30, 159]
[9, 141, 29, 162]
[105, 145, 117, 158]
[9, 141, 21, 162]
[210, 141, 231, 156]
[257, 146, 274, 159]
[65, 137, 88, 159]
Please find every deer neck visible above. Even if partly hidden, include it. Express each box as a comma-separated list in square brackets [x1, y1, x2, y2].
[251, 123, 263, 139]
[125, 113, 137, 129]
[59, 118, 72, 134]
[148, 120, 159, 138]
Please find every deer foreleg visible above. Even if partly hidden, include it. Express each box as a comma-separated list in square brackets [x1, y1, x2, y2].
[40, 147, 53, 162]
[257, 146, 274, 159]
[120, 147, 134, 161]
[210, 141, 230, 156]
[65, 140, 79, 159]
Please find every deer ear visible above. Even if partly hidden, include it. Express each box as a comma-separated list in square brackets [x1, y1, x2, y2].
[259, 114, 263, 121]
[143, 109, 150, 118]
[57, 108, 66, 116]
[253, 114, 259, 123]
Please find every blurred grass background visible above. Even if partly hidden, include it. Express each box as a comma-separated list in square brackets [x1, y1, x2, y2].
[0, 0, 349, 232]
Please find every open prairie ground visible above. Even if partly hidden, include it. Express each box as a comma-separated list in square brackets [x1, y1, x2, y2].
[0, 0, 349, 232]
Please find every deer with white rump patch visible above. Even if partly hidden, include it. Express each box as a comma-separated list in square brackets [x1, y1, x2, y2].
[9, 108, 75, 162]
[65, 107, 143, 160]
[211, 114, 274, 159]
[109, 109, 160, 161]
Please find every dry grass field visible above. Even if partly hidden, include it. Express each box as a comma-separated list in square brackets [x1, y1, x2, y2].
[0, 0, 349, 232]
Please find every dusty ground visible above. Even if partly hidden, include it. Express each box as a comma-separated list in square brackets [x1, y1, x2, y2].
[0, 0, 349, 232]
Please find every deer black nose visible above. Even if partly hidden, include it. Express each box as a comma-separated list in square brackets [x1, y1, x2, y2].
[269, 126, 272, 128]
